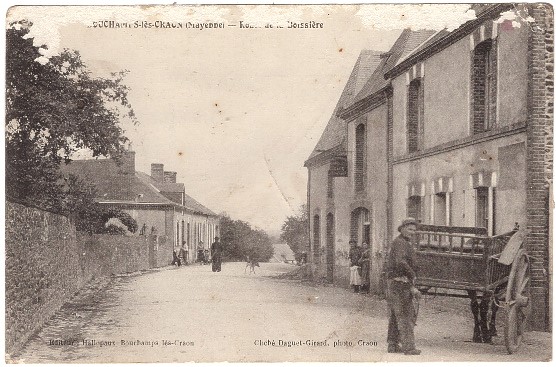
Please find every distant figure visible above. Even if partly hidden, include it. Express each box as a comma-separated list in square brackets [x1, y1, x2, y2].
[211, 236, 222, 272]
[179, 243, 188, 265]
[348, 240, 362, 293]
[197, 249, 205, 264]
[359, 242, 371, 293]
[204, 249, 210, 265]
[300, 251, 307, 265]
[171, 248, 181, 267]
[139, 223, 147, 235]
[245, 256, 260, 275]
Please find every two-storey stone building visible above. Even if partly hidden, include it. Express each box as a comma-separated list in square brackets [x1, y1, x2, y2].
[62, 151, 220, 263]
[307, 4, 552, 330]
[305, 50, 383, 284]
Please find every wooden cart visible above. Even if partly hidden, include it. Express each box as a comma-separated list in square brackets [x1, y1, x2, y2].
[413, 224, 531, 354]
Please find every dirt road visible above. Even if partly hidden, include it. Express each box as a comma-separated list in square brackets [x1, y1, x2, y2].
[11, 262, 552, 363]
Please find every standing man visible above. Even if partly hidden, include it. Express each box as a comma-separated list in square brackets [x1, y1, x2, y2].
[211, 236, 222, 272]
[386, 218, 421, 355]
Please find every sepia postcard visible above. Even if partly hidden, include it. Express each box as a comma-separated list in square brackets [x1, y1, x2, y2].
[4, 2, 553, 364]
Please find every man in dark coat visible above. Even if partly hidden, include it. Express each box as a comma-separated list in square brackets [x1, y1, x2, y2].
[211, 236, 222, 272]
[386, 218, 421, 355]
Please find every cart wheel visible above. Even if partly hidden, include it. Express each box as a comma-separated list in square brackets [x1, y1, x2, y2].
[504, 248, 531, 354]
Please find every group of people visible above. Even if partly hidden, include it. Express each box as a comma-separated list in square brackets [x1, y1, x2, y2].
[348, 218, 421, 356]
[171, 244, 188, 266]
[197, 248, 211, 265]
[348, 241, 371, 293]
[171, 236, 223, 273]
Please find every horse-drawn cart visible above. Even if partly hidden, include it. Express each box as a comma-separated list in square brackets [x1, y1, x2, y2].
[413, 224, 531, 354]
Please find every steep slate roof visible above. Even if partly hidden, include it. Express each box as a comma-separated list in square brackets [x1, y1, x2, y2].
[62, 158, 217, 216]
[384, 4, 512, 80]
[353, 29, 437, 102]
[394, 30, 450, 67]
[136, 171, 184, 196]
[61, 159, 174, 205]
[183, 192, 217, 216]
[306, 50, 382, 163]
[135, 172, 216, 216]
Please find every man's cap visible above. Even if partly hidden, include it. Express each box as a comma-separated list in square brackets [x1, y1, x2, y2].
[398, 217, 418, 232]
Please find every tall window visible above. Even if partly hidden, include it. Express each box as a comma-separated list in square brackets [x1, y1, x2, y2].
[355, 123, 366, 192]
[193, 222, 197, 245]
[313, 215, 321, 263]
[350, 207, 371, 244]
[176, 222, 180, 246]
[181, 220, 185, 244]
[475, 186, 496, 234]
[407, 78, 424, 153]
[472, 39, 497, 133]
[407, 196, 422, 222]
[434, 193, 447, 226]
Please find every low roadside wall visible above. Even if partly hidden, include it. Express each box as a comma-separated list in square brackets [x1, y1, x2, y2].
[5, 201, 171, 355]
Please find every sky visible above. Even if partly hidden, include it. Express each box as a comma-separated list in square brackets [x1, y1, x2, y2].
[6, 4, 475, 235]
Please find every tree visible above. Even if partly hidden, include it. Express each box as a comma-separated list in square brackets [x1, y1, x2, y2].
[6, 21, 137, 213]
[280, 204, 309, 261]
[219, 214, 274, 262]
[60, 174, 137, 234]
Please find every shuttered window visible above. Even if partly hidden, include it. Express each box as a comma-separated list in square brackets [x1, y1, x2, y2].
[313, 215, 321, 263]
[355, 123, 366, 192]
[407, 78, 424, 153]
[472, 39, 497, 133]
[407, 196, 422, 222]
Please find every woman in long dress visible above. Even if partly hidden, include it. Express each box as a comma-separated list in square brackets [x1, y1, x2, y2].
[211, 236, 222, 272]
[359, 242, 371, 293]
[348, 240, 362, 292]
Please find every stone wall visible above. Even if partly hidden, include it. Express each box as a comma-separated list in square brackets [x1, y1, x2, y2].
[5, 202, 80, 356]
[5, 201, 171, 355]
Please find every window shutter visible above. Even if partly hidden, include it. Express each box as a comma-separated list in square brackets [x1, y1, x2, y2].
[407, 79, 421, 153]
[488, 38, 498, 129]
[418, 77, 425, 150]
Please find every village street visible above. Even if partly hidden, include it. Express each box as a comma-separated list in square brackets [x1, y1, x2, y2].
[12, 262, 551, 363]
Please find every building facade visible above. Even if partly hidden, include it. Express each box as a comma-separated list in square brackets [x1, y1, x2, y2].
[305, 50, 383, 285]
[340, 29, 436, 291]
[307, 4, 552, 330]
[384, 4, 552, 330]
[63, 151, 220, 264]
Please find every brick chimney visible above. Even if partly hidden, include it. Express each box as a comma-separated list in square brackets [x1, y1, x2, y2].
[117, 151, 136, 174]
[151, 163, 164, 182]
[164, 171, 177, 183]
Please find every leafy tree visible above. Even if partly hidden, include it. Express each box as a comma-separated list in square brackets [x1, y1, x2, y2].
[280, 205, 309, 261]
[219, 214, 274, 262]
[6, 21, 136, 213]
